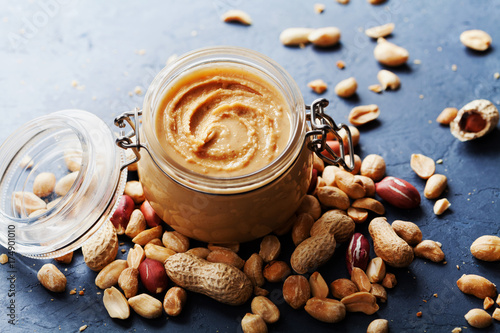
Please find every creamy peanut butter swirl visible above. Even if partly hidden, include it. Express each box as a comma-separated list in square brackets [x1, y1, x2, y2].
[156, 66, 291, 177]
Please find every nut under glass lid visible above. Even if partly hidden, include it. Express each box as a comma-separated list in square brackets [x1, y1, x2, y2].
[0, 110, 127, 258]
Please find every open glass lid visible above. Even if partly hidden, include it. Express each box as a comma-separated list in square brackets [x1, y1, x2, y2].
[0, 110, 127, 258]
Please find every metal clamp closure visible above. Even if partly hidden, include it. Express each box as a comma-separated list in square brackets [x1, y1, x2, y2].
[305, 98, 355, 171]
[114, 108, 145, 171]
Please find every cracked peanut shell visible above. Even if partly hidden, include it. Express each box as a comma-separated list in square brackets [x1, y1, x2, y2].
[450, 99, 499, 141]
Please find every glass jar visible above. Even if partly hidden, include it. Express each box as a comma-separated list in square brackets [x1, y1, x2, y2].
[0, 110, 127, 258]
[137, 46, 313, 243]
[0, 46, 353, 257]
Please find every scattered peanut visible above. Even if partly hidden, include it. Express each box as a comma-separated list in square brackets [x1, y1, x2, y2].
[351, 198, 385, 215]
[296, 195, 322, 220]
[132, 225, 163, 246]
[251, 296, 280, 324]
[0, 254, 8, 264]
[186, 247, 211, 259]
[410, 154, 435, 179]
[207, 248, 245, 270]
[221, 9, 252, 25]
[259, 235, 281, 262]
[374, 38, 409, 66]
[308, 27, 341, 47]
[241, 313, 267, 333]
[263, 260, 291, 283]
[283, 275, 311, 309]
[424, 174, 447, 199]
[163, 287, 187, 316]
[124, 181, 146, 204]
[460, 30, 492, 51]
[103, 287, 130, 319]
[391, 220, 422, 246]
[316, 186, 350, 210]
[470, 235, 500, 261]
[436, 107, 458, 125]
[360, 154, 386, 181]
[349, 104, 380, 126]
[330, 278, 359, 299]
[304, 298, 346, 323]
[95, 259, 128, 290]
[433, 198, 451, 215]
[37, 263, 67, 292]
[244, 253, 265, 287]
[381, 273, 397, 289]
[313, 3, 325, 14]
[368, 84, 383, 93]
[366, 257, 386, 283]
[118, 267, 139, 298]
[456, 274, 497, 299]
[308, 79, 328, 94]
[413, 240, 445, 262]
[164, 253, 253, 306]
[367, 319, 389, 333]
[464, 308, 492, 328]
[309, 272, 329, 298]
[144, 243, 176, 263]
[370, 283, 387, 303]
[162, 231, 190, 253]
[125, 209, 147, 238]
[365, 23, 394, 39]
[483, 296, 494, 310]
[280, 28, 314, 46]
[335, 77, 357, 98]
[54, 252, 73, 264]
[341, 291, 379, 315]
[128, 293, 163, 319]
[127, 244, 145, 269]
[377, 69, 400, 90]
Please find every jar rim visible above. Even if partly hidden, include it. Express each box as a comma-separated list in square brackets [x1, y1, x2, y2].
[142, 46, 306, 193]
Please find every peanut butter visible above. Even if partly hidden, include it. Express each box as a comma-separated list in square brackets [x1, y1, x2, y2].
[154, 65, 291, 177]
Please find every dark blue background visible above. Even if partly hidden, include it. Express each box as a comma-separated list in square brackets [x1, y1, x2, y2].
[1, 0, 499, 332]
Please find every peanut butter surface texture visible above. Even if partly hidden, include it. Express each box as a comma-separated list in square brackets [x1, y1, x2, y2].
[155, 66, 291, 177]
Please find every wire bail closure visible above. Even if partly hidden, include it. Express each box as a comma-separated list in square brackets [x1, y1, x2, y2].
[114, 99, 355, 172]
[305, 98, 355, 171]
[114, 108, 145, 171]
